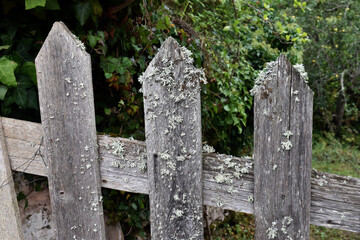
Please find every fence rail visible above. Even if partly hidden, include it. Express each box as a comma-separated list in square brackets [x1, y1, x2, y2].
[0, 21, 359, 239]
[2, 117, 359, 233]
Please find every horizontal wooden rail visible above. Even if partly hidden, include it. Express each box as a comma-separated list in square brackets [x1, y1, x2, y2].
[3, 117, 359, 233]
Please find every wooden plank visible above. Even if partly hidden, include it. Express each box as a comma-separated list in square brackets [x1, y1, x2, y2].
[2, 117, 360, 233]
[35, 22, 106, 239]
[142, 37, 204, 239]
[253, 55, 313, 239]
[0, 117, 24, 240]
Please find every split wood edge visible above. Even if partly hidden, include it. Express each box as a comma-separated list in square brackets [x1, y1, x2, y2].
[0, 117, 24, 240]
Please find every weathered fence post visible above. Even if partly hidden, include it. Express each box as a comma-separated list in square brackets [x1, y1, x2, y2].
[35, 22, 106, 239]
[0, 117, 24, 240]
[253, 55, 313, 239]
[142, 37, 205, 239]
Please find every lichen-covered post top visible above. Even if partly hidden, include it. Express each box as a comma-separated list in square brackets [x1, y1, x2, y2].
[142, 37, 205, 240]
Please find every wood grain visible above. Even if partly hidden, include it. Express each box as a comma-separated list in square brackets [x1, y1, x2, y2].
[0, 117, 24, 240]
[142, 37, 204, 239]
[253, 55, 312, 239]
[2, 117, 359, 233]
[35, 22, 106, 239]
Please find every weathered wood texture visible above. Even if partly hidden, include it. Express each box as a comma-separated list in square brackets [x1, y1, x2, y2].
[142, 37, 204, 239]
[3, 117, 359, 233]
[253, 55, 313, 239]
[35, 22, 106, 239]
[0, 117, 24, 240]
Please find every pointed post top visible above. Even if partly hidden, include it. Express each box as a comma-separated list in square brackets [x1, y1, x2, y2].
[251, 55, 312, 97]
[36, 21, 87, 63]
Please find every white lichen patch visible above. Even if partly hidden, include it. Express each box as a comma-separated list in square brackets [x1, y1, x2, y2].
[109, 140, 125, 157]
[214, 173, 233, 184]
[281, 140, 293, 150]
[214, 197, 224, 208]
[202, 144, 215, 153]
[293, 63, 309, 83]
[266, 221, 278, 239]
[176, 155, 186, 162]
[72, 33, 86, 51]
[250, 61, 277, 96]
[159, 151, 171, 161]
[283, 130, 293, 139]
[317, 175, 328, 186]
[65, 77, 71, 83]
[168, 115, 183, 129]
[166, 161, 176, 171]
[227, 186, 238, 194]
[281, 130, 294, 150]
[281, 216, 293, 234]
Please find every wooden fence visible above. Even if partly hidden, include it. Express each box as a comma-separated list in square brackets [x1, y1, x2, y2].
[0, 21, 359, 240]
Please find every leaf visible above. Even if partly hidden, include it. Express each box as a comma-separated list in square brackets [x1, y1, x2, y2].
[88, 35, 99, 48]
[122, 57, 132, 68]
[27, 88, 39, 110]
[74, 2, 93, 26]
[0, 45, 10, 50]
[45, 0, 60, 10]
[0, 85, 8, 100]
[14, 86, 28, 108]
[20, 62, 37, 85]
[25, 0, 46, 10]
[89, 0, 103, 16]
[0, 58, 18, 87]
[17, 75, 34, 89]
[131, 203, 138, 210]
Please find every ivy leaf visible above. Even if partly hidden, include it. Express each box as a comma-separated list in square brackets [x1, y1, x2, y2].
[74, 2, 93, 26]
[0, 85, 8, 100]
[0, 58, 18, 87]
[14, 86, 28, 108]
[25, 0, 46, 10]
[122, 57, 132, 68]
[88, 35, 99, 48]
[27, 88, 39, 110]
[20, 62, 37, 85]
[17, 75, 34, 89]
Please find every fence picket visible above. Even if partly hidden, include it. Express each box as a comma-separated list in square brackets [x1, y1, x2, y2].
[35, 22, 106, 239]
[254, 55, 313, 239]
[142, 37, 204, 239]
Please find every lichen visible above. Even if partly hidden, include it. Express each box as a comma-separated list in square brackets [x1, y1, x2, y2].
[266, 221, 278, 239]
[214, 173, 233, 184]
[281, 140, 293, 150]
[293, 63, 309, 83]
[250, 61, 277, 96]
[109, 140, 125, 157]
[202, 144, 215, 153]
[281, 130, 293, 150]
[281, 216, 293, 234]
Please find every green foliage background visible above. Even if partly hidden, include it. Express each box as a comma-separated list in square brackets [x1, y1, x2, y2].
[1, 0, 359, 239]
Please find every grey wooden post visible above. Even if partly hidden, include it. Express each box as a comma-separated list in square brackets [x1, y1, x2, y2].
[0, 117, 24, 240]
[253, 55, 313, 239]
[142, 37, 204, 239]
[35, 22, 106, 239]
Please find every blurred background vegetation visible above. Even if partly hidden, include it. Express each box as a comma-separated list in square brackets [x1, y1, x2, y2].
[0, 0, 359, 239]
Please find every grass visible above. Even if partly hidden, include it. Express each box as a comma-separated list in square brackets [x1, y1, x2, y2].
[208, 132, 360, 240]
[312, 132, 360, 178]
